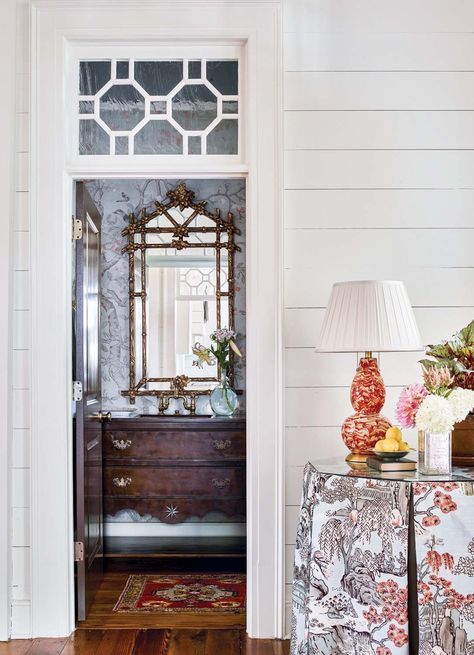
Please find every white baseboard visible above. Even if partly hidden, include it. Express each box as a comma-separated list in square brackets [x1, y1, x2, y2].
[105, 522, 246, 538]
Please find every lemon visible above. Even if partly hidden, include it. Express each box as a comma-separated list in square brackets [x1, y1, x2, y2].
[382, 438, 399, 452]
[385, 426, 403, 442]
[400, 441, 410, 451]
[374, 440, 385, 452]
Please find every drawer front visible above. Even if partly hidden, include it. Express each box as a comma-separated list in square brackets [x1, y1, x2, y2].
[104, 496, 246, 524]
[104, 465, 245, 498]
[103, 429, 245, 461]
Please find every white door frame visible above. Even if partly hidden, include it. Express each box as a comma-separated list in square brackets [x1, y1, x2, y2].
[29, 1, 284, 639]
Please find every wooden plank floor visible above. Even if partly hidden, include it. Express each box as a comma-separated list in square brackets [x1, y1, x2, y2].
[78, 573, 246, 629]
[0, 631, 290, 654]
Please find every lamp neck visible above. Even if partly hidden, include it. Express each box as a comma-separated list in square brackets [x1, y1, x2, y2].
[364, 351, 373, 359]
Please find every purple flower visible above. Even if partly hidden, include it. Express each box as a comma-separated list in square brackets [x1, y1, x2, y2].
[211, 328, 236, 344]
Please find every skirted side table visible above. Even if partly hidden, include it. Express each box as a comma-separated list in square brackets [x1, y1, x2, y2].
[291, 459, 474, 655]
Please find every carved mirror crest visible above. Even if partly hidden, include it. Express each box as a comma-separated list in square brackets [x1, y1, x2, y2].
[121, 182, 240, 410]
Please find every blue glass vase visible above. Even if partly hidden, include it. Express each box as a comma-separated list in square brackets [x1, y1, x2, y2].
[210, 369, 238, 417]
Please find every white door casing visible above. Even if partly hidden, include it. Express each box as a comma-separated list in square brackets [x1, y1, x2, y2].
[30, 0, 283, 639]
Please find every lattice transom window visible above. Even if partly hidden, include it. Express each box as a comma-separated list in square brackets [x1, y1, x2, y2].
[78, 59, 239, 156]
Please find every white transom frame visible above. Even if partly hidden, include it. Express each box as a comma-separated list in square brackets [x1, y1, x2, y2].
[71, 46, 242, 160]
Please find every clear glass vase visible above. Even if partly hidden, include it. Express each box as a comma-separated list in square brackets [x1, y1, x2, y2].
[418, 430, 452, 475]
[210, 369, 238, 417]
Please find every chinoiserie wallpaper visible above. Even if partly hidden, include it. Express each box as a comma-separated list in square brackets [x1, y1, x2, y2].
[85, 178, 246, 414]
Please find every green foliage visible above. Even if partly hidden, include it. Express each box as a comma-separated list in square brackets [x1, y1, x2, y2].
[421, 320, 474, 390]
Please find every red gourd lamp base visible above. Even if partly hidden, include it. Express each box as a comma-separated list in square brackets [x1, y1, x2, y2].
[342, 354, 392, 463]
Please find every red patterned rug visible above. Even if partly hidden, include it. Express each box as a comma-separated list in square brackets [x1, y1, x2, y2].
[113, 574, 246, 613]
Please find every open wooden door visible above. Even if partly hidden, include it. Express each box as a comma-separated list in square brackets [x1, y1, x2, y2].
[74, 183, 106, 621]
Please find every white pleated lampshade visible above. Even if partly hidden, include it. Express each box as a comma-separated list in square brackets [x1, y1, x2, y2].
[316, 280, 423, 352]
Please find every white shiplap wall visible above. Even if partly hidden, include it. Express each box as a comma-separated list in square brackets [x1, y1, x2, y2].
[7, 0, 474, 639]
[283, 0, 474, 632]
[10, 0, 32, 638]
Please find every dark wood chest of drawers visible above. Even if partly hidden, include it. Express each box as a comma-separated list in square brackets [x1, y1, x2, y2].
[103, 416, 246, 526]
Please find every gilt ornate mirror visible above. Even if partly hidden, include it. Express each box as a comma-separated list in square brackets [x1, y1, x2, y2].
[121, 182, 240, 408]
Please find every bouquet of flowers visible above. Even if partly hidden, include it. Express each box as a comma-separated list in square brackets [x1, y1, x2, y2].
[192, 328, 242, 371]
[396, 360, 474, 434]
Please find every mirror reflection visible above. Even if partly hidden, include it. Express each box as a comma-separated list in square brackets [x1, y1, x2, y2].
[143, 258, 229, 388]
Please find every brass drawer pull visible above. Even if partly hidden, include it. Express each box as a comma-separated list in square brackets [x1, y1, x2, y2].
[113, 476, 132, 488]
[212, 439, 231, 451]
[111, 436, 132, 450]
[212, 478, 231, 489]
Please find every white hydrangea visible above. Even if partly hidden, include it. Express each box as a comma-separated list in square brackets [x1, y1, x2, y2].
[415, 394, 455, 433]
[448, 388, 474, 423]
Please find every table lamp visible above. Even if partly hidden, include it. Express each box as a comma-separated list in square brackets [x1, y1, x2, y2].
[316, 280, 423, 463]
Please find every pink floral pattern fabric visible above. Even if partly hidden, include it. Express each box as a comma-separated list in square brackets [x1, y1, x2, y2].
[291, 464, 411, 654]
[292, 464, 474, 655]
[414, 481, 474, 654]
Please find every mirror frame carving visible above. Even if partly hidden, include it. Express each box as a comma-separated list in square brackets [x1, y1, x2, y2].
[121, 182, 241, 407]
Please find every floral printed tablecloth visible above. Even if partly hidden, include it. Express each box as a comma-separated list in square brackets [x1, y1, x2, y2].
[291, 461, 474, 655]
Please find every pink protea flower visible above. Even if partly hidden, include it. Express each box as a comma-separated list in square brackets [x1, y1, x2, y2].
[422, 364, 454, 394]
[396, 384, 428, 428]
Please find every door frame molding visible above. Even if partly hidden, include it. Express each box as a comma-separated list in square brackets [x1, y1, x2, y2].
[29, 1, 284, 638]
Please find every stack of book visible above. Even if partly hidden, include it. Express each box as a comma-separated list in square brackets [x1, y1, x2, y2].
[366, 456, 417, 472]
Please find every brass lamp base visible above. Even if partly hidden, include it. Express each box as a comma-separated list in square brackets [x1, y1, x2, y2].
[345, 452, 369, 464]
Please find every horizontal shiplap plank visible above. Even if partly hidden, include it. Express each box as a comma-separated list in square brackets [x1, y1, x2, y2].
[15, 192, 29, 231]
[15, 113, 29, 153]
[286, 385, 417, 436]
[286, 545, 295, 583]
[285, 307, 474, 348]
[13, 232, 29, 271]
[12, 390, 30, 430]
[285, 229, 474, 269]
[12, 548, 31, 601]
[285, 426, 416, 472]
[15, 152, 28, 192]
[285, 72, 474, 110]
[12, 350, 30, 390]
[285, 427, 347, 466]
[284, 0, 474, 34]
[12, 430, 30, 468]
[285, 150, 474, 189]
[13, 311, 30, 350]
[13, 270, 30, 310]
[12, 508, 30, 548]
[285, 350, 421, 388]
[12, 469, 30, 509]
[284, 189, 474, 229]
[15, 73, 29, 115]
[285, 111, 474, 150]
[286, 506, 300, 544]
[285, 268, 474, 308]
[286, 466, 306, 506]
[285, 33, 474, 72]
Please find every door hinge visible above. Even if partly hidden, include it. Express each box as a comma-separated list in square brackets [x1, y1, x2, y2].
[73, 380, 83, 401]
[72, 217, 83, 240]
[74, 541, 84, 562]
